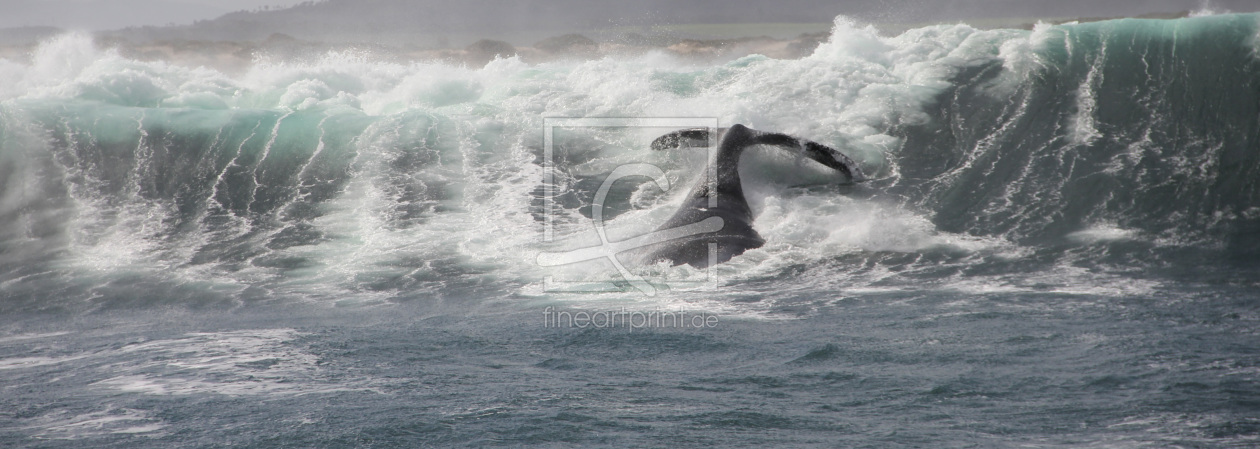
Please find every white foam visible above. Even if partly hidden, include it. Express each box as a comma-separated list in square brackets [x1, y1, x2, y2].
[1068, 42, 1105, 146]
[1250, 13, 1260, 60]
[1190, 1, 1229, 17]
[0, 354, 90, 370]
[89, 329, 376, 397]
[944, 265, 1161, 298]
[994, 22, 1061, 95]
[2, 18, 1155, 308]
[29, 407, 164, 439]
[0, 331, 73, 344]
[1067, 224, 1138, 244]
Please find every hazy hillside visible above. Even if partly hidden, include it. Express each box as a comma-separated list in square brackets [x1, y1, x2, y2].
[102, 0, 878, 46]
[81, 0, 1260, 48]
[0, 0, 228, 30]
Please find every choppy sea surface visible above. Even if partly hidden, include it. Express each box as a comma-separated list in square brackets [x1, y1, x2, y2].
[2, 13, 1259, 447]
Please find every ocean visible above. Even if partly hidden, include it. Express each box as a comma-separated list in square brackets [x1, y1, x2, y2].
[1, 13, 1258, 447]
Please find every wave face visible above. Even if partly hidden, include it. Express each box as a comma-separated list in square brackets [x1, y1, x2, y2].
[890, 15, 1260, 265]
[2, 14, 1259, 312]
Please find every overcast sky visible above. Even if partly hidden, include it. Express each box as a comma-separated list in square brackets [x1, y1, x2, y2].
[0, 0, 308, 30]
[0, 0, 1254, 31]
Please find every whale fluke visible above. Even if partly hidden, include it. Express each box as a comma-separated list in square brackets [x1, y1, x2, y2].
[638, 124, 867, 268]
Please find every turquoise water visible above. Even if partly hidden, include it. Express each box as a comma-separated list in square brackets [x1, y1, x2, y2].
[1, 14, 1258, 447]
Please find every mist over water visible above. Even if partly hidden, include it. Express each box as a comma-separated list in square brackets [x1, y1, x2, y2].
[1, 12, 1258, 447]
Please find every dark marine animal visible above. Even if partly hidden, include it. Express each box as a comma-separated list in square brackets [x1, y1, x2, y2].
[638, 124, 867, 267]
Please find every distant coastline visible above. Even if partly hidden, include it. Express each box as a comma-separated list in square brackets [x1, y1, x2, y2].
[0, 10, 1197, 73]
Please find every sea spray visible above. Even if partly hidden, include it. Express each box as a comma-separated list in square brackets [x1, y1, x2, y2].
[1, 14, 1258, 311]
